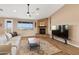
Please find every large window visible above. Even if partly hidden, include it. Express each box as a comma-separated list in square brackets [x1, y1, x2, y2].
[17, 21, 33, 30]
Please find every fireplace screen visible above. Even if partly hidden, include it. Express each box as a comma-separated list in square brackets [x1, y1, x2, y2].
[39, 26, 46, 34]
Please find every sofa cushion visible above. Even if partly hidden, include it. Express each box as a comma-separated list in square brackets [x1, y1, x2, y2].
[0, 35, 8, 44]
[10, 36, 21, 47]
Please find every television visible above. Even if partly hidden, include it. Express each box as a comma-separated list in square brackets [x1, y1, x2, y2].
[52, 25, 69, 39]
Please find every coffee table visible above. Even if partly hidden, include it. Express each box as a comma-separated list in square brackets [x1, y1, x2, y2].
[28, 38, 40, 50]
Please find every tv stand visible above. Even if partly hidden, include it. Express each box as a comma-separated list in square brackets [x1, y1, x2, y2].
[64, 39, 67, 44]
[52, 35, 68, 44]
[52, 29, 68, 44]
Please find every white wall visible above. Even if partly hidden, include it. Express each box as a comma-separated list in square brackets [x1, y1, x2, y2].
[48, 17, 52, 38]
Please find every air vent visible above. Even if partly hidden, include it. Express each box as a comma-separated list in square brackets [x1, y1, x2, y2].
[36, 8, 39, 11]
[0, 8, 3, 11]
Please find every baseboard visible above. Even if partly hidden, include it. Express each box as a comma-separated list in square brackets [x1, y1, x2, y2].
[69, 42, 79, 48]
[53, 36, 79, 48]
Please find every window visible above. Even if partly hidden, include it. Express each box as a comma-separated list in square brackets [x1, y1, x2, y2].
[17, 21, 33, 30]
[6, 21, 12, 29]
[5, 19, 13, 32]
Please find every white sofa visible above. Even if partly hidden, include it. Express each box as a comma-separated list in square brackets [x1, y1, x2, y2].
[0, 33, 21, 55]
[7, 36, 21, 55]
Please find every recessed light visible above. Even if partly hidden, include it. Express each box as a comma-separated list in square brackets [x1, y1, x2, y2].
[0, 8, 3, 12]
[13, 10, 16, 12]
[36, 13, 39, 15]
[36, 8, 39, 11]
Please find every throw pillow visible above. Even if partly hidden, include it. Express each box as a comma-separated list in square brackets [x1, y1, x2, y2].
[5, 33, 12, 41]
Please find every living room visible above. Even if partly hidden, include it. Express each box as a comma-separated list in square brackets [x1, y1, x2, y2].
[0, 4, 79, 55]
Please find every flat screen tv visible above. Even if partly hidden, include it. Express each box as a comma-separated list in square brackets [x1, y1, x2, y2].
[52, 25, 69, 39]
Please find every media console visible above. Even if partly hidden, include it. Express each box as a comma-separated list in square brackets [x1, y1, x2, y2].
[52, 25, 69, 44]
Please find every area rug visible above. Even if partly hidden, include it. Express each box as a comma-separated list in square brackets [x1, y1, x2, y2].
[18, 39, 61, 55]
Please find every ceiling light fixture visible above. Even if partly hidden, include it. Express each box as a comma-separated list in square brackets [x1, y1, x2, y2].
[36, 8, 39, 11]
[36, 8, 39, 16]
[0, 8, 3, 12]
[36, 13, 39, 15]
[26, 4, 31, 17]
[13, 10, 16, 12]
[26, 4, 40, 17]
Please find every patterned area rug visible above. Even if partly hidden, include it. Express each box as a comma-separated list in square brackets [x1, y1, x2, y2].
[18, 39, 61, 55]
